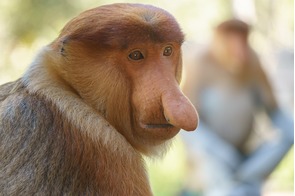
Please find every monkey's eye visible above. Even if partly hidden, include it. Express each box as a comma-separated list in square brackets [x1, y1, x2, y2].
[163, 46, 173, 56]
[128, 51, 144, 60]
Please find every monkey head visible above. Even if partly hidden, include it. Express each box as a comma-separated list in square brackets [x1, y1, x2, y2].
[212, 19, 251, 73]
[49, 4, 198, 154]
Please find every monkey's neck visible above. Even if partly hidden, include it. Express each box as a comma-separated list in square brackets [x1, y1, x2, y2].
[22, 47, 136, 156]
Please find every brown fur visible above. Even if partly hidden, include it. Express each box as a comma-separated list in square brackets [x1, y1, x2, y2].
[215, 19, 250, 37]
[0, 3, 197, 195]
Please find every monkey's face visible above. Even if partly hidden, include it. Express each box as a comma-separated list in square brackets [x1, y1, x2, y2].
[213, 32, 250, 73]
[52, 3, 198, 153]
[114, 42, 198, 148]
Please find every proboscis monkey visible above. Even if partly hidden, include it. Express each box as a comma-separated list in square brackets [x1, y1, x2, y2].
[0, 4, 198, 195]
[181, 19, 293, 196]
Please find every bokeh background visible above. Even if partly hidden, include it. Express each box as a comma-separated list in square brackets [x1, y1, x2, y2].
[0, 0, 293, 195]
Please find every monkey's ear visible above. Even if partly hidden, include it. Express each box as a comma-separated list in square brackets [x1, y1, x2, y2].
[57, 36, 69, 57]
[60, 37, 69, 56]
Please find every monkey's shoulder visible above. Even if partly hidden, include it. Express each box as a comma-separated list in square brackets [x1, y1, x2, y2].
[0, 81, 56, 136]
[0, 80, 76, 194]
[0, 79, 24, 102]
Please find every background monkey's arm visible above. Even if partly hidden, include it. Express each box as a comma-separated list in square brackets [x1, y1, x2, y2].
[234, 58, 293, 183]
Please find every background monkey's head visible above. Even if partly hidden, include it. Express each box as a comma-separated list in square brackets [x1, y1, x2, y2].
[212, 19, 251, 74]
[49, 3, 198, 155]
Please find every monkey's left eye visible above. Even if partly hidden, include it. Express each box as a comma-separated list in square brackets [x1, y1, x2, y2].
[129, 51, 144, 61]
[163, 46, 173, 56]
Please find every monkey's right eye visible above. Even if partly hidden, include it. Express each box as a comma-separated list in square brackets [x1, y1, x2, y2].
[128, 51, 144, 61]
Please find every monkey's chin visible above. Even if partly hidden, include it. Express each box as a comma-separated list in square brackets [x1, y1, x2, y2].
[139, 122, 180, 141]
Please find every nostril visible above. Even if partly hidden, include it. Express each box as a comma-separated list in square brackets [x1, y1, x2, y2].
[164, 113, 170, 123]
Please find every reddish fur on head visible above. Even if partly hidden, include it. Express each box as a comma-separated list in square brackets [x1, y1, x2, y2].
[215, 19, 250, 37]
[49, 3, 198, 155]
[54, 4, 184, 50]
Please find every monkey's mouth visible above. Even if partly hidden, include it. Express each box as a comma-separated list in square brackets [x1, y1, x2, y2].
[144, 123, 174, 129]
[139, 122, 180, 140]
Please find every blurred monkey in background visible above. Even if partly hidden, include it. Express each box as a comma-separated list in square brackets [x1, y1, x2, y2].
[181, 19, 293, 196]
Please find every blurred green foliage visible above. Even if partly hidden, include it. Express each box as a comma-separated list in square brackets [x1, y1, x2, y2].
[268, 148, 294, 191]
[6, 0, 77, 44]
[147, 138, 188, 196]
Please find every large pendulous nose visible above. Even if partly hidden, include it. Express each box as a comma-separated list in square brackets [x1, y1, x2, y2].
[161, 84, 198, 131]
